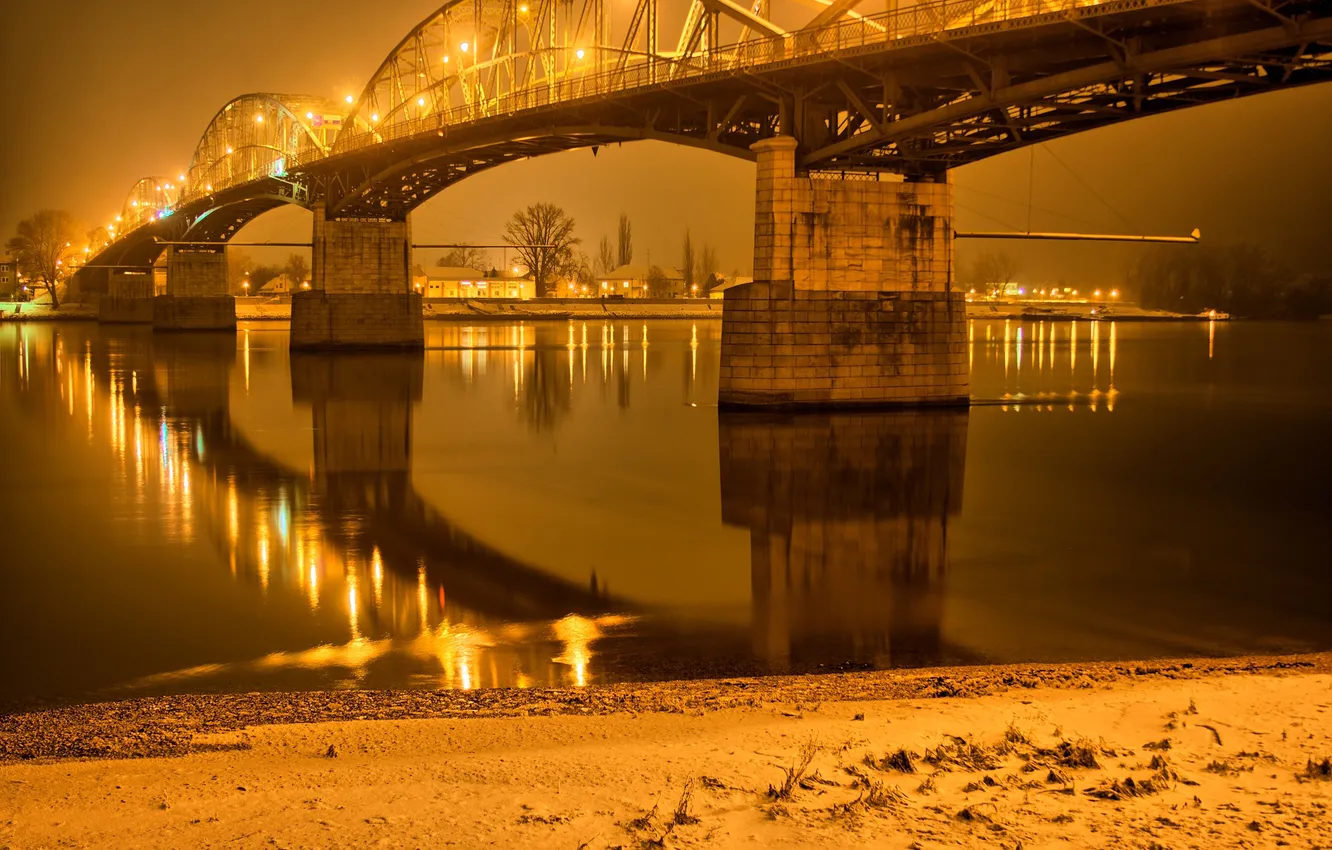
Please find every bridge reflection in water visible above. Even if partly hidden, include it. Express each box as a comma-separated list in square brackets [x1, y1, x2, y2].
[5, 323, 978, 694]
[719, 410, 968, 673]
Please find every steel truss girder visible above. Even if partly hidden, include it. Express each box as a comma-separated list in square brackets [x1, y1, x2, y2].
[89, 0, 1332, 270]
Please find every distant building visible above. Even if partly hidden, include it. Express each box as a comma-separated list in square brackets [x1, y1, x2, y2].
[419, 266, 533, 299]
[258, 273, 306, 294]
[599, 264, 685, 298]
[709, 276, 753, 299]
[0, 257, 15, 298]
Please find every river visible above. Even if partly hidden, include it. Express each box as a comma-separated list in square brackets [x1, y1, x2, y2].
[1, 318, 1330, 706]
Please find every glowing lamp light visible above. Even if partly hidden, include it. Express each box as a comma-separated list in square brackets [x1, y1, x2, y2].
[418, 97, 426, 106]
[1094, 289, 1103, 297]
[1110, 289, 1120, 298]
[178, 174, 185, 181]
[131, 201, 139, 207]
[371, 113, 379, 122]
[115, 215, 121, 221]
[345, 95, 355, 104]
[307, 111, 314, 119]
[256, 114, 264, 123]
[460, 42, 469, 53]
[226, 146, 233, 154]
[443, 55, 450, 64]
[575, 48, 585, 59]
[1018, 287, 1026, 295]
[520, 4, 528, 11]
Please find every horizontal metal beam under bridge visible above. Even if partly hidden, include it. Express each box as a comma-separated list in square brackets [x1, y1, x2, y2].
[955, 229, 1201, 244]
[151, 242, 554, 249]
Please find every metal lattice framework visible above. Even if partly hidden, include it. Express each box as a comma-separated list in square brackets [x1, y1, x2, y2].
[182, 93, 346, 205]
[116, 177, 180, 237]
[87, 0, 1332, 259]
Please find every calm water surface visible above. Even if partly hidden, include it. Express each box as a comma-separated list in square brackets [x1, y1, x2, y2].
[2, 318, 1330, 706]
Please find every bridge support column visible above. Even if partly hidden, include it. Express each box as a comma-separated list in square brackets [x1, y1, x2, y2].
[97, 271, 156, 324]
[720, 136, 967, 408]
[154, 247, 236, 331]
[290, 203, 423, 350]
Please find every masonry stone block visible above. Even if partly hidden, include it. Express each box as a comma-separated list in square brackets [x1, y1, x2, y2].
[290, 291, 424, 350]
[720, 136, 967, 409]
[154, 295, 237, 331]
[98, 272, 156, 324]
[291, 204, 422, 349]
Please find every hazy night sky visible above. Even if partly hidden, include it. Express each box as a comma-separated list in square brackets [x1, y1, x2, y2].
[2, 0, 1330, 285]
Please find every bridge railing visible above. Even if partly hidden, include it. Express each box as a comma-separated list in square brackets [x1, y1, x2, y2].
[329, 0, 1155, 156]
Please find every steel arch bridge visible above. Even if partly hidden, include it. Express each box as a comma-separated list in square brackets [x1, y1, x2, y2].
[86, 0, 1332, 272]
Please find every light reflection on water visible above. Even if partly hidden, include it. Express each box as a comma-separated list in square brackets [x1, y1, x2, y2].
[1, 318, 1331, 704]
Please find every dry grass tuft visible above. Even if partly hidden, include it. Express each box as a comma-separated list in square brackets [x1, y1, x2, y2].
[672, 780, 699, 826]
[1004, 723, 1031, 746]
[915, 774, 937, 795]
[1034, 738, 1101, 770]
[1302, 757, 1332, 781]
[1085, 757, 1192, 801]
[1142, 738, 1172, 751]
[923, 738, 1002, 772]
[955, 803, 995, 823]
[768, 739, 820, 801]
[1084, 773, 1169, 800]
[883, 747, 917, 774]
[626, 802, 659, 831]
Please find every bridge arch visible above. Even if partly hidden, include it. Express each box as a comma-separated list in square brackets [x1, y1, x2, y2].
[329, 0, 756, 158]
[117, 177, 180, 239]
[183, 93, 344, 205]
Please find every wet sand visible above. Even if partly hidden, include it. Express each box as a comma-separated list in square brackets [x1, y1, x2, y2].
[3, 654, 1330, 848]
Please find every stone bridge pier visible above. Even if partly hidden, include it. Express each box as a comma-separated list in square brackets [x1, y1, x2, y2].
[719, 410, 968, 671]
[97, 270, 156, 324]
[290, 204, 423, 350]
[720, 136, 967, 408]
[155, 247, 237, 331]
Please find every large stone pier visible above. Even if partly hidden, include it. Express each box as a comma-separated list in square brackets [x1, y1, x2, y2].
[97, 271, 156, 324]
[719, 136, 967, 408]
[154, 247, 236, 331]
[290, 204, 423, 350]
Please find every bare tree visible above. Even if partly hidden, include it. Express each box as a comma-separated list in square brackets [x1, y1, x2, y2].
[7, 210, 80, 309]
[437, 246, 491, 272]
[617, 213, 633, 267]
[973, 251, 1022, 296]
[698, 244, 718, 292]
[284, 253, 310, 288]
[503, 202, 580, 296]
[597, 235, 615, 275]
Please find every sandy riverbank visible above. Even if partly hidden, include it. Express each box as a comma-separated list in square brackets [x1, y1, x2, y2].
[2, 654, 1330, 848]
